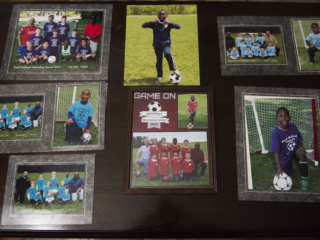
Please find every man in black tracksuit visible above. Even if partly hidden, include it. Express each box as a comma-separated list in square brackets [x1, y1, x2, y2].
[225, 31, 235, 50]
[15, 171, 31, 204]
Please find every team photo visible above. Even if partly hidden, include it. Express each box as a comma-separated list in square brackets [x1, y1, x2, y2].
[0, 96, 43, 140]
[53, 84, 100, 147]
[244, 95, 320, 192]
[124, 5, 200, 86]
[225, 26, 286, 64]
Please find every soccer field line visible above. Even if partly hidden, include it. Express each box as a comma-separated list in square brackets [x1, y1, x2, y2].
[127, 14, 197, 17]
[178, 111, 207, 115]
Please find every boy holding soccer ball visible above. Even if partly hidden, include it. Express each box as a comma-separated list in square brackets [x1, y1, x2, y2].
[49, 28, 61, 57]
[76, 38, 96, 62]
[19, 40, 37, 65]
[306, 23, 320, 65]
[187, 95, 197, 129]
[271, 107, 309, 190]
[36, 41, 51, 64]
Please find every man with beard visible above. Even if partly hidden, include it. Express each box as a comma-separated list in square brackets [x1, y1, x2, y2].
[18, 17, 37, 55]
[29, 102, 42, 127]
[69, 172, 84, 202]
[83, 15, 102, 54]
[190, 142, 207, 179]
[14, 171, 31, 204]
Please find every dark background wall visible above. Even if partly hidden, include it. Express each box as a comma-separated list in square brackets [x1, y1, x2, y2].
[17, 165, 85, 173]
[0, 1, 320, 238]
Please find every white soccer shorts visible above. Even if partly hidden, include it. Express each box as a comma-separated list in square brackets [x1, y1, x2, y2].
[72, 188, 83, 201]
[14, 117, 20, 121]
[89, 40, 98, 53]
[33, 116, 41, 127]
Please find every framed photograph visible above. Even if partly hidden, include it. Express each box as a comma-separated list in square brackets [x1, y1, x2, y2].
[1, 154, 95, 226]
[0, 4, 112, 80]
[124, 87, 216, 194]
[124, 5, 200, 86]
[235, 86, 320, 202]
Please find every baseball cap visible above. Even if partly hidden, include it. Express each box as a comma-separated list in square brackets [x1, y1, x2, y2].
[90, 16, 96, 20]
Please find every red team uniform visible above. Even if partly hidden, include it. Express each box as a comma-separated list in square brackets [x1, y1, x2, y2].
[181, 146, 191, 161]
[150, 145, 160, 159]
[19, 25, 38, 46]
[159, 157, 169, 176]
[188, 100, 198, 113]
[159, 144, 169, 155]
[148, 159, 159, 178]
[183, 159, 195, 173]
[170, 144, 180, 160]
[170, 157, 182, 174]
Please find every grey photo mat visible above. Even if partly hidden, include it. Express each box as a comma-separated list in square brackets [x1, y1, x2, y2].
[235, 86, 320, 202]
[218, 16, 299, 75]
[1, 154, 95, 227]
[0, 81, 105, 153]
[0, 4, 112, 81]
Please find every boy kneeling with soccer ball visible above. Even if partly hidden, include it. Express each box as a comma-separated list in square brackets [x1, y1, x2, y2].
[65, 89, 93, 144]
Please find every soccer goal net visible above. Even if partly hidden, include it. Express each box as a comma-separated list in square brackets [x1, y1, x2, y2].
[55, 85, 100, 127]
[35, 20, 78, 34]
[244, 96, 319, 163]
[292, 20, 320, 49]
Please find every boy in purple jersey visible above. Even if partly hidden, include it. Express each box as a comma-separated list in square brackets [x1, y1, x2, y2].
[76, 38, 96, 62]
[29, 28, 44, 51]
[36, 41, 51, 64]
[44, 15, 57, 42]
[19, 40, 37, 64]
[271, 107, 309, 190]
[69, 29, 81, 53]
[58, 16, 70, 44]
[49, 28, 60, 57]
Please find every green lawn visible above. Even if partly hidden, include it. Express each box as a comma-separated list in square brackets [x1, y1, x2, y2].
[292, 19, 320, 71]
[124, 15, 200, 86]
[227, 33, 286, 64]
[9, 18, 102, 72]
[131, 141, 210, 187]
[177, 94, 208, 129]
[13, 172, 84, 214]
[53, 122, 98, 146]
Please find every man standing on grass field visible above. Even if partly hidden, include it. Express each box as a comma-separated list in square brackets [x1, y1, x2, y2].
[69, 172, 84, 202]
[142, 9, 181, 82]
[84, 16, 102, 54]
[190, 142, 207, 179]
[135, 138, 151, 177]
[264, 30, 280, 57]
[14, 171, 31, 204]
[18, 17, 37, 55]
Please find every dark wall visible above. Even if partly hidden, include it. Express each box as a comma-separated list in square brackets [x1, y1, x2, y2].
[225, 26, 282, 33]
[0, 96, 43, 104]
[17, 164, 85, 173]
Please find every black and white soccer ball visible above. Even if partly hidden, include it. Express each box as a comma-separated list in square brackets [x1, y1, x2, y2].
[48, 56, 56, 63]
[273, 173, 292, 191]
[80, 133, 92, 144]
[169, 72, 181, 84]
[148, 101, 161, 112]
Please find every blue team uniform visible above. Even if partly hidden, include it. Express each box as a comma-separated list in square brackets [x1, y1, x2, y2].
[28, 187, 37, 200]
[43, 185, 51, 198]
[49, 36, 60, 55]
[58, 186, 66, 197]
[245, 37, 253, 47]
[58, 23, 70, 43]
[36, 47, 51, 57]
[50, 177, 59, 189]
[259, 50, 268, 58]
[77, 45, 92, 56]
[306, 31, 320, 63]
[6, 115, 14, 125]
[63, 193, 70, 201]
[34, 194, 42, 203]
[29, 35, 44, 49]
[26, 106, 33, 115]
[244, 50, 253, 58]
[0, 108, 8, 119]
[44, 22, 58, 41]
[69, 36, 81, 52]
[0, 122, 6, 130]
[64, 177, 71, 187]
[36, 178, 46, 191]
[230, 50, 239, 59]
[235, 37, 243, 47]
[239, 44, 247, 57]
[22, 48, 35, 60]
[20, 114, 27, 125]
[68, 101, 93, 128]
[251, 46, 260, 57]
[267, 46, 276, 56]
[13, 107, 21, 118]
[256, 36, 265, 47]
[25, 120, 32, 127]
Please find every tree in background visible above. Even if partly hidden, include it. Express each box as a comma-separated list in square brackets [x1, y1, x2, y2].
[127, 5, 197, 15]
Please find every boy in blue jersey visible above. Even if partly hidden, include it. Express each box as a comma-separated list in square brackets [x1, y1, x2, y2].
[30, 28, 44, 51]
[235, 33, 243, 54]
[21, 116, 32, 130]
[306, 23, 320, 65]
[8, 118, 17, 131]
[244, 46, 253, 59]
[251, 41, 260, 58]
[245, 34, 253, 48]
[20, 109, 28, 127]
[50, 171, 59, 198]
[19, 40, 37, 65]
[65, 89, 93, 144]
[49, 28, 60, 57]
[239, 40, 247, 58]
[58, 180, 67, 204]
[43, 180, 52, 200]
[256, 32, 265, 48]
[58, 39, 75, 62]
[59, 188, 70, 205]
[230, 47, 240, 60]
[76, 38, 96, 62]
[69, 29, 81, 53]
[259, 47, 268, 59]
[13, 102, 21, 123]
[6, 110, 14, 128]
[58, 16, 70, 44]
[64, 172, 71, 187]
[27, 181, 37, 202]
[36, 41, 51, 64]
[45, 190, 55, 205]
[44, 15, 57, 42]
[266, 42, 276, 58]
[142, 9, 181, 82]
[26, 103, 33, 116]
[0, 119, 5, 131]
[36, 173, 45, 197]
[31, 190, 42, 205]
[0, 104, 8, 124]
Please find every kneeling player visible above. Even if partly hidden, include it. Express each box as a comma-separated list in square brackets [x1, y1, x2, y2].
[31, 190, 42, 205]
[57, 39, 75, 62]
[58, 188, 70, 205]
[76, 38, 96, 62]
[36, 41, 51, 64]
[0, 118, 6, 131]
[65, 89, 93, 144]
[8, 118, 17, 131]
[230, 47, 240, 60]
[188, 95, 197, 129]
[259, 47, 268, 59]
[45, 190, 56, 205]
[306, 23, 320, 65]
[19, 40, 37, 64]
[20, 116, 32, 130]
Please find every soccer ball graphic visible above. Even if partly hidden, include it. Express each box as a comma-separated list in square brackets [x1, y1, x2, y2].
[148, 102, 161, 112]
[273, 173, 292, 191]
[169, 72, 181, 84]
[48, 56, 56, 63]
[187, 124, 193, 129]
[162, 175, 169, 182]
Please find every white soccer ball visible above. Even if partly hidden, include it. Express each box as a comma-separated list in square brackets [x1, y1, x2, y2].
[48, 56, 56, 63]
[273, 173, 292, 191]
[80, 133, 92, 144]
[169, 72, 181, 84]
[148, 101, 161, 112]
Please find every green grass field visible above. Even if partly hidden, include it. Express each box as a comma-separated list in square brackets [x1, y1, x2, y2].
[9, 18, 102, 73]
[227, 33, 286, 64]
[292, 19, 320, 71]
[131, 141, 210, 187]
[177, 94, 208, 129]
[13, 172, 84, 214]
[53, 122, 98, 146]
[124, 15, 200, 86]
[0, 102, 41, 140]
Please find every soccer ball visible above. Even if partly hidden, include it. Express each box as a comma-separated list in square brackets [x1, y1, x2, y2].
[187, 124, 193, 129]
[273, 173, 292, 191]
[80, 133, 92, 144]
[148, 101, 161, 112]
[48, 56, 56, 63]
[169, 72, 181, 84]
[162, 176, 169, 182]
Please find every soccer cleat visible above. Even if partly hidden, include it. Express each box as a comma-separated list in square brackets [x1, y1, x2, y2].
[173, 69, 181, 77]
[157, 77, 162, 82]
[68, 140, 74, 145]
[192, 124, 194, 128]
[301, 179, 309, 190]
[135, 172, 140, 177]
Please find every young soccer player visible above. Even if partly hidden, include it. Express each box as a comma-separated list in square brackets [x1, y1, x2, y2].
[306, 23, 320, 65]
[27, 181, 37, 202]
[49, 28, 60, 57]
[259, 47, 268, 59]
[271, 107, 309, 190]
[20, 116, 31, 130]
[148, 152, 159, 180]
[0, 104, 8, 125]
[266, 42, 276, 58]
[170, 150, 182, 182]
[256, 32, 265, 48]
[150, 138, 160, 159]
[235, 33, 244, 54]
[169, 138, 180, 161]
[0, 119, 5, 131]
[245, 33, 253, 47]
[183, 152, 195, 182]
[29, 28, 44, 50]
[36, 173, 45, 197]
[244, 46, 253, 59]
[8, 118, 17, 131]
[43, 180, 52, 200]
[36, 41, 51, 64]
[31, 190, 42, 205]
[251, 41, 260, 58]
[142, 9, 181, 82]
[69, 29, 81, 53]
[20, 109, 28, 126]
[188, 95, 197, 128]
[13, 102, 21, 123]
[19, 40, 37, 64]
[57, 39, 75, 62]
[58, 16, 70, 44]
[50, 171, 59, 197]
[58, 180, 66, 200]
[26, 102, 33, 115]
[159, 137, 169, 154]
[44, 15, 58, 42]
[76, 38, 96, 62]
[65, 89, 93, 144]
[6, 110, 14, 128]
[159, 150, 169, 180]
[64, 172, 71, 187]
[230, 47, 240, 60]
[58, 188, 70, 205]
[181, 139, 191, 161]
[239, 40, 247, 58]
[227, 48, 232, 57]
[45, 190, 55, 205]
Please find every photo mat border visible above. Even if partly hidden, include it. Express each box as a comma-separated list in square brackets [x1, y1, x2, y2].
[1, 154, 95, 227]
[0, 4, 112, 81]
[235, 86, 320, 202]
